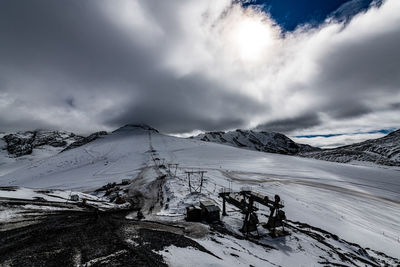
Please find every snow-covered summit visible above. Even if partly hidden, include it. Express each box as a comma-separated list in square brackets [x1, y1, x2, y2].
[112, 124, 159, 135]
[192, 129, 318, 155]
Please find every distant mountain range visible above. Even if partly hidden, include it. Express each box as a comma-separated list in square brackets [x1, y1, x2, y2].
[300, 129, 400, 166]
[1, 125, 399, 167]
[192, 128, 400, 167]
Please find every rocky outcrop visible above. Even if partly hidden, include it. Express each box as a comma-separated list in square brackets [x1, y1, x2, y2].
[3, 131, 79, 157]
[62, 131, 108, 152]
[2, 130, 108, 157]
[3, 133, 34, 157]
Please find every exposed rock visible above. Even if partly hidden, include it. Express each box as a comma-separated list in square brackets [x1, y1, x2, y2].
[4, 141, 32, 157]
[3, 131, 36, 157]
[62, 131, 108, 152]
[2, 130, 108, 157]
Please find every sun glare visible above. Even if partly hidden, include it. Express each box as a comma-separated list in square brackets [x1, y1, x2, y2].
[233, 18, 275, 61]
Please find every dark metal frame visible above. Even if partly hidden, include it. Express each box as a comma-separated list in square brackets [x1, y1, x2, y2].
[219, 190, 287, 237]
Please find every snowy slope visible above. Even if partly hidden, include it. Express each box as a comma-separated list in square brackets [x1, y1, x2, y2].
[1, 125, 399, 264]
[0, 131, 76, 178]
[2, 130, 83, 157]
[0, 130, 107, 177]
[301, 129, 400, 166]
[192, 130, 317, 155]
[152, 131, 400, 259]
[194, 128, 400, 167]
[0, 125, 150, 190]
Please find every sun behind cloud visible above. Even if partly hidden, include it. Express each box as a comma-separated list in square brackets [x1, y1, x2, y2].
[219, 6, 281, 63]
[233, 17, 274, 61]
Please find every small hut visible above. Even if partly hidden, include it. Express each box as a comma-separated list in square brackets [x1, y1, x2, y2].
[200, 201, 220, 223]
[186, 205, 202, 222]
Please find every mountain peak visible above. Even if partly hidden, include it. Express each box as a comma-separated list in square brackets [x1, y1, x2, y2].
[113, 124, 159, 134]
[192, 129, 317, 155]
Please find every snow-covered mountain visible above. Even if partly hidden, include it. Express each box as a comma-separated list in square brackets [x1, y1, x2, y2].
[193, 128, 400, 167]
[192, 130, 318, 155]
[1, 124, 399, 265]
[0, 129, 107, 177]
[301, 129, 400, 166]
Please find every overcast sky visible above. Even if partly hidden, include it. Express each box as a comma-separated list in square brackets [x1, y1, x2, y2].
[0, 0, 399, 147]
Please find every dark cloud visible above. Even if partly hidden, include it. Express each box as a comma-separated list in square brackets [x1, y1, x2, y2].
[309, 8, 400, 121]
[0, 0, 399, 138]
[255, 113, 321, 133]
[103, 77, 262, 133]
[317, 29, 400, 94]
[390, 103, 400, 110]
[64, 97, 75, 108]
[0, 115, 53, 132]
[326, 103, 372, 119]
[0, 0, 264, 133]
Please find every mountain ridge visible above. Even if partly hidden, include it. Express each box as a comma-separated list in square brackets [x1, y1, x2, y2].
[1, 129, 107, 158]
[300, 129, 400, 166]
[2, 125, 399, 167]
[192, 128, 400, 167]
[191, 129, 319, 155]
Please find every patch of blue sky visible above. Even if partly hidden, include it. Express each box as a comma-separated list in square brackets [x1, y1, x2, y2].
[241, 0, 376, 31]
[295, 128, 396, 139]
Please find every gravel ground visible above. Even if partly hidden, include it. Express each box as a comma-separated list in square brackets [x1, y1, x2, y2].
[0, 209, 215, 267]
